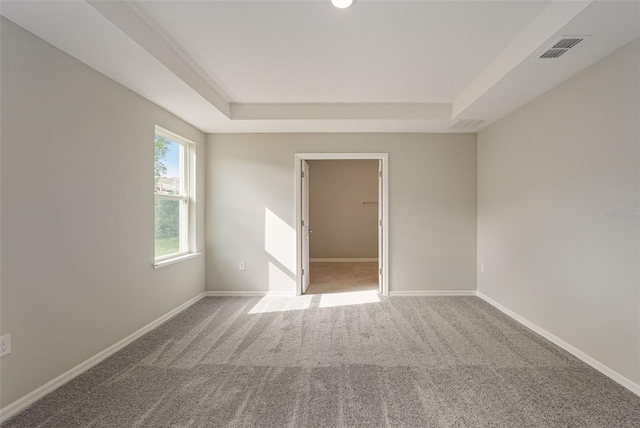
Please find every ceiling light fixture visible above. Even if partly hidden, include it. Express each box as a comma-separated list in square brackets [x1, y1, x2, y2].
[331, 0, 353, 9]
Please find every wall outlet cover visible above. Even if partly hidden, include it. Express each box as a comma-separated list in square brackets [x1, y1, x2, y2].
[0, 333, 11, 357]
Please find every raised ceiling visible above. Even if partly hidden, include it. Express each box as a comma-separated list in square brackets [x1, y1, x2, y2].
[2, 1, 639, 133]
[131, 1, 550, 104]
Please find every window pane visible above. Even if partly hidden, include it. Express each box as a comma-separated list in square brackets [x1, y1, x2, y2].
[155, 136, 182, 196]
[155, 199, 181, 257]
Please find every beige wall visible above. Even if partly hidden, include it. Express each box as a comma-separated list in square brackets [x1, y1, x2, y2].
[308, 160, 379, 259]
[478, 39, 640, 385]
[0, 19, 206, 407]
[206, 133, 477, 294]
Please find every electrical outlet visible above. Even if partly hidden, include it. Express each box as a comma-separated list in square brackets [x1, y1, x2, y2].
[480, 263, 485, 273]
[0, 334, 11, 357]
[239, 261, 246, 271]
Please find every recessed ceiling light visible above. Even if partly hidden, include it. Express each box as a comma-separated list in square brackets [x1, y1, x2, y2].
[331, 0, 353, 9]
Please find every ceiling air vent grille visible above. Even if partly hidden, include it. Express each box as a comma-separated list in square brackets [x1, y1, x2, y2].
[538, 36, 586, 59]
[452, 119, 485, 130]
[551, 38, 583, 49]
[540, 49, 567, 59]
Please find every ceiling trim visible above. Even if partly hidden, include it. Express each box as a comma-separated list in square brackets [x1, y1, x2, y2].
[452, 0, 592, 119]
[84, 0, 605, 128]
[231, 103, 451, 121]
[89, 0, 457, 124]
[4, 0, 635, 133]
[87, 0, 231, 118]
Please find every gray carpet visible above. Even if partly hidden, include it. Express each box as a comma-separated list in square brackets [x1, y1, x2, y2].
[3, 296, 639, 427]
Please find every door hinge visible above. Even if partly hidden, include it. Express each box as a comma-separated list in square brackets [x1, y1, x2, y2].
[379, 219, 382, 226]
[302, 268, 305, 276]
[302, 220, 305, 227]
[379, 171, 382, 178]
[379, 268, 383, 275]
[302, 171, 305, 178]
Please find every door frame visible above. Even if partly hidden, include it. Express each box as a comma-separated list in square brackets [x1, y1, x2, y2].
[294, 153, 389, 297]
[301, 160, 311, 294]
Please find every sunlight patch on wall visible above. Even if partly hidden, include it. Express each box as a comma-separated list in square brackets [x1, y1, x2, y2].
[264, 208, 296, 274]
[267, 261, 296, 293]
[319, 290, 381, 308]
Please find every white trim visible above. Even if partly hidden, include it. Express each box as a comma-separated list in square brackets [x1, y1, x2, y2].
[154, 126, 197, 147]
[295, 153, 390, 297]
[154, 125, 198, 263]
[295, 153, 389, 160]
[310, 258, 378, 263]
[204, 291, 296, 297]
[0, 293, 207, 422]
[153, 252, 201, 269]
[154, 195, 188, 202]
[389, 290, 477, 297]
[154, 249, 190, 264]
[477, 291, 640, 397]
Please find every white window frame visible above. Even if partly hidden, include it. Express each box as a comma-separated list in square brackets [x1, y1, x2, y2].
[153, 126, 198, 267]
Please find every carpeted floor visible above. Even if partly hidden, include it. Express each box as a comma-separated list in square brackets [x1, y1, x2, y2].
[3, 295, 639, 427]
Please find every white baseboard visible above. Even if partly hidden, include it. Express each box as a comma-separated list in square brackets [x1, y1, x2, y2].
[0, 293, 207, 422]
[310, 258, 378, 263]
[476, 291, 640, 397]
[204, 291, 295, 297]
[389, 290, 477, 296]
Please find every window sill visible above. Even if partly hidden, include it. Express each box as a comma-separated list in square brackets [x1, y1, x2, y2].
[153, 252, 201, 269]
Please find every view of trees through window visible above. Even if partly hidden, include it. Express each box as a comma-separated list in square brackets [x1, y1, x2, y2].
[154, 135, 183, 258]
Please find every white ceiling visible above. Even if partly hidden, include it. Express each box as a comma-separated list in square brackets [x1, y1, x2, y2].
[2, 1, 639, 133]
[131, 1, 550, 104]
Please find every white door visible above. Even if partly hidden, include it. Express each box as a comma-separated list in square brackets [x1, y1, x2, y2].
[378, 160, 384, 294]
[302, 160, 311, 293]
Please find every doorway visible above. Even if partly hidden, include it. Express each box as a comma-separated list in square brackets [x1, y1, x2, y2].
[295, 153, 389, 296]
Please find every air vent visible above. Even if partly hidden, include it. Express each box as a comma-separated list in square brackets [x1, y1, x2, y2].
[540, 49, 567, 59]
[551, 38, 582, 50]
[452, 119, 485, 130]
[538, 36, 588, 59]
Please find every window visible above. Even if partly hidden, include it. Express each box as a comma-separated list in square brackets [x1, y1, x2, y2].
[154, 126, 195, 264]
